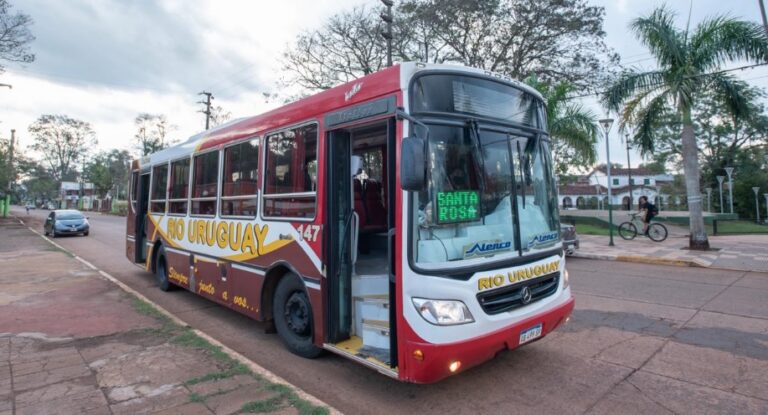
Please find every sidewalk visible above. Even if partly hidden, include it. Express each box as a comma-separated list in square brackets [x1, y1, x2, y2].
[0, 217, 330, 415]
[573, 232, 768, 272]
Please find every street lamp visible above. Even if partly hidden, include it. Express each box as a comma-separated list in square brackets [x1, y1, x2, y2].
[625, 132, 633, 211]
[716, 176, 725, 214]
[599, 117, 615, 246]
[724, 167, 734, 214]
[705, 188, 712, 212]
[753, 187, 761, 223]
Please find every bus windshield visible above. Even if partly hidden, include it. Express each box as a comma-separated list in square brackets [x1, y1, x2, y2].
[410, 76, 558, 269]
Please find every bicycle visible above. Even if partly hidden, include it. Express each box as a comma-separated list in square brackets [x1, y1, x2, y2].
[618, 212, 668, 242]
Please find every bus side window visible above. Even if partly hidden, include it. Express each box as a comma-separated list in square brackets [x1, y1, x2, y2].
[221, 138, 259, 217]
[191, 150, 219, 216]
[149, 164, 169, 214]
[263, 124, 318, 219]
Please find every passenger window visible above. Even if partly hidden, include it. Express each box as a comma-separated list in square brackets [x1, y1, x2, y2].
[169, 158, 190, 215]
[263, 124, 317, 218]
[150, 164, 168, 213]
[191, 151, 219, 216]
[221, 138, 259, 217]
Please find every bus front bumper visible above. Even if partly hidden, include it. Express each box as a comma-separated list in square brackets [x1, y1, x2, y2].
[402, 295, 575, 384]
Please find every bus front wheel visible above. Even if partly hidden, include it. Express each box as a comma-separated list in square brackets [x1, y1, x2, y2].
[273, 273, 323, 358]
[154, 246, 172, 292]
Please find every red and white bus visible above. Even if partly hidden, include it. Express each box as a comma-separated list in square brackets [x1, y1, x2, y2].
[125, 62, 574, 383]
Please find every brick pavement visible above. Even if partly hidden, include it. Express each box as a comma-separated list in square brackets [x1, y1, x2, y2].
[0, 218, 328, 415]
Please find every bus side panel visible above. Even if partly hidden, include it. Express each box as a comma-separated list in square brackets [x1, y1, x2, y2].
[228, 266, 264, 319]
[193, 256, 229, 306]
[165, 249, 192, 290]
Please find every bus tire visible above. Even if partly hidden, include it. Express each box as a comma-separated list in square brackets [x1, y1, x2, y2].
[155, 246, 172, 292]
[273, 273, 323, 358]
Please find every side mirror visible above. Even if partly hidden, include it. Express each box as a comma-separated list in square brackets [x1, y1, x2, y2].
[400, 137, 426, 191]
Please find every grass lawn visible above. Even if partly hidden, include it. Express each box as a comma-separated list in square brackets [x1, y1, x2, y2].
[708, 220, 768, 234]
[575, 223, 611, 236]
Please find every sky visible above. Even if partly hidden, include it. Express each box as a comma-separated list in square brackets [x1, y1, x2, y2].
[1, 0, 767, 170]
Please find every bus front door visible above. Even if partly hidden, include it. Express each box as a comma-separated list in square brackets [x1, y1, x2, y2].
[135, 172, 150, 264]
[325, 129, 353, 343]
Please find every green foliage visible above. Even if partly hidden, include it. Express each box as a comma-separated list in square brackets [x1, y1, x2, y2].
[602, 6, 768, 247]
[188, 392, 205, 403]
[242, 381, 329, 415]
[185, 364, 250, 385]
[527, 76, 598, 175]
[83, 149, 132, 198]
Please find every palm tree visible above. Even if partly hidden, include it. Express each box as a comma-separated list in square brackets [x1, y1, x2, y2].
[604, 7, 768, 250]
[527, 77, 598, 175]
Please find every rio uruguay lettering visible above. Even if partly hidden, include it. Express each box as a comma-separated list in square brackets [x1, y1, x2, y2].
[477, 260, 560, 291]
[166, 218, 269, 255]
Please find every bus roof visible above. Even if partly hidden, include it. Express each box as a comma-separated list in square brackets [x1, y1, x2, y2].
[140, 62, 543, 168]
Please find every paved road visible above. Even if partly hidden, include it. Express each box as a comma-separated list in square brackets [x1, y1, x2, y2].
[16, 208, 768, 414]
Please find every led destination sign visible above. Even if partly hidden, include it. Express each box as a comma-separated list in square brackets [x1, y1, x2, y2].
[436, 190, 480, 224]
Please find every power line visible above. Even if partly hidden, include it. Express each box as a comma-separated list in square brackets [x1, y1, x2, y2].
[564, 62, 768, 101]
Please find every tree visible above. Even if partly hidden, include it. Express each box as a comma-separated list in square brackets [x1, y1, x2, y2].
[83, 149, 131, 199]
[22, 166, 57, 205]
[400, 0, 618, 89]
[527, 76, 598, 175]
[282, 0, 618, 94]
[282, 6, 388, 91]
[83, 155, 112, 198]
[134, 113, 176, 156]
[604, 7, 768, 250]
[209, 105, 232, 128]
[0, 0, 34, 73]
[28, 115, 97, 183]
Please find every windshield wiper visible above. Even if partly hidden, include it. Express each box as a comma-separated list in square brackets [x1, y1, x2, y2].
[466, 119, 487, 193]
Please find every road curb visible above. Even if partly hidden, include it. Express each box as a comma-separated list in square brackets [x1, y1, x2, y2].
[571, 251, 699, 268]
[615, 255, 695, 267]
[21, 220, 341, 415]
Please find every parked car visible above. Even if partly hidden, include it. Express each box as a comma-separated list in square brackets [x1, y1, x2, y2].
[44, 209, 90, 237]
[25, 203, 36, 210]
[560, 223, 579, 255]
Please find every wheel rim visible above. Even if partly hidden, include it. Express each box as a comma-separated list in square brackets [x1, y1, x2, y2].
[649, 225, 666, 241]
[619, 223, 636, 240]
[284, 292, 310, 337]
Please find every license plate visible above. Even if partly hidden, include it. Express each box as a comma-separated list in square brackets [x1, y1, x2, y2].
[519, 323, 542, 344]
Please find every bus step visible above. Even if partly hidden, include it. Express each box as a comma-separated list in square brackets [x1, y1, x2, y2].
[351, 274, 388, 297]
[353, 295, 389, 336]
[362, 319, 390, 350]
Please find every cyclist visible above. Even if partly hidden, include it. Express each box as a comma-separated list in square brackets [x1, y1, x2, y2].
[638, 196, 658, 236]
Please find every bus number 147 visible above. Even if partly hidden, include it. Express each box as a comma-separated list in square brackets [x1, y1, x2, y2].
[296, 224, 321, 242]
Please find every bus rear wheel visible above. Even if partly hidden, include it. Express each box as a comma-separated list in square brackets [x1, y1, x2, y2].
[273, 273, 323, 358]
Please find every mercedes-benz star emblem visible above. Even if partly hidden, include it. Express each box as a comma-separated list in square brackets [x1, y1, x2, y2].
[520, 286, 532, 304]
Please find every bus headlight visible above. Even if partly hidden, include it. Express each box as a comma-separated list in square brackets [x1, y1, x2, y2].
[412, 298, 474, 325]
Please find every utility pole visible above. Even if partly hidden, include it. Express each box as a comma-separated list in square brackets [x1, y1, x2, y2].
[380, 0, 394, 67]
[198, 91, 214, 130]
[4, 130, 15, 217]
